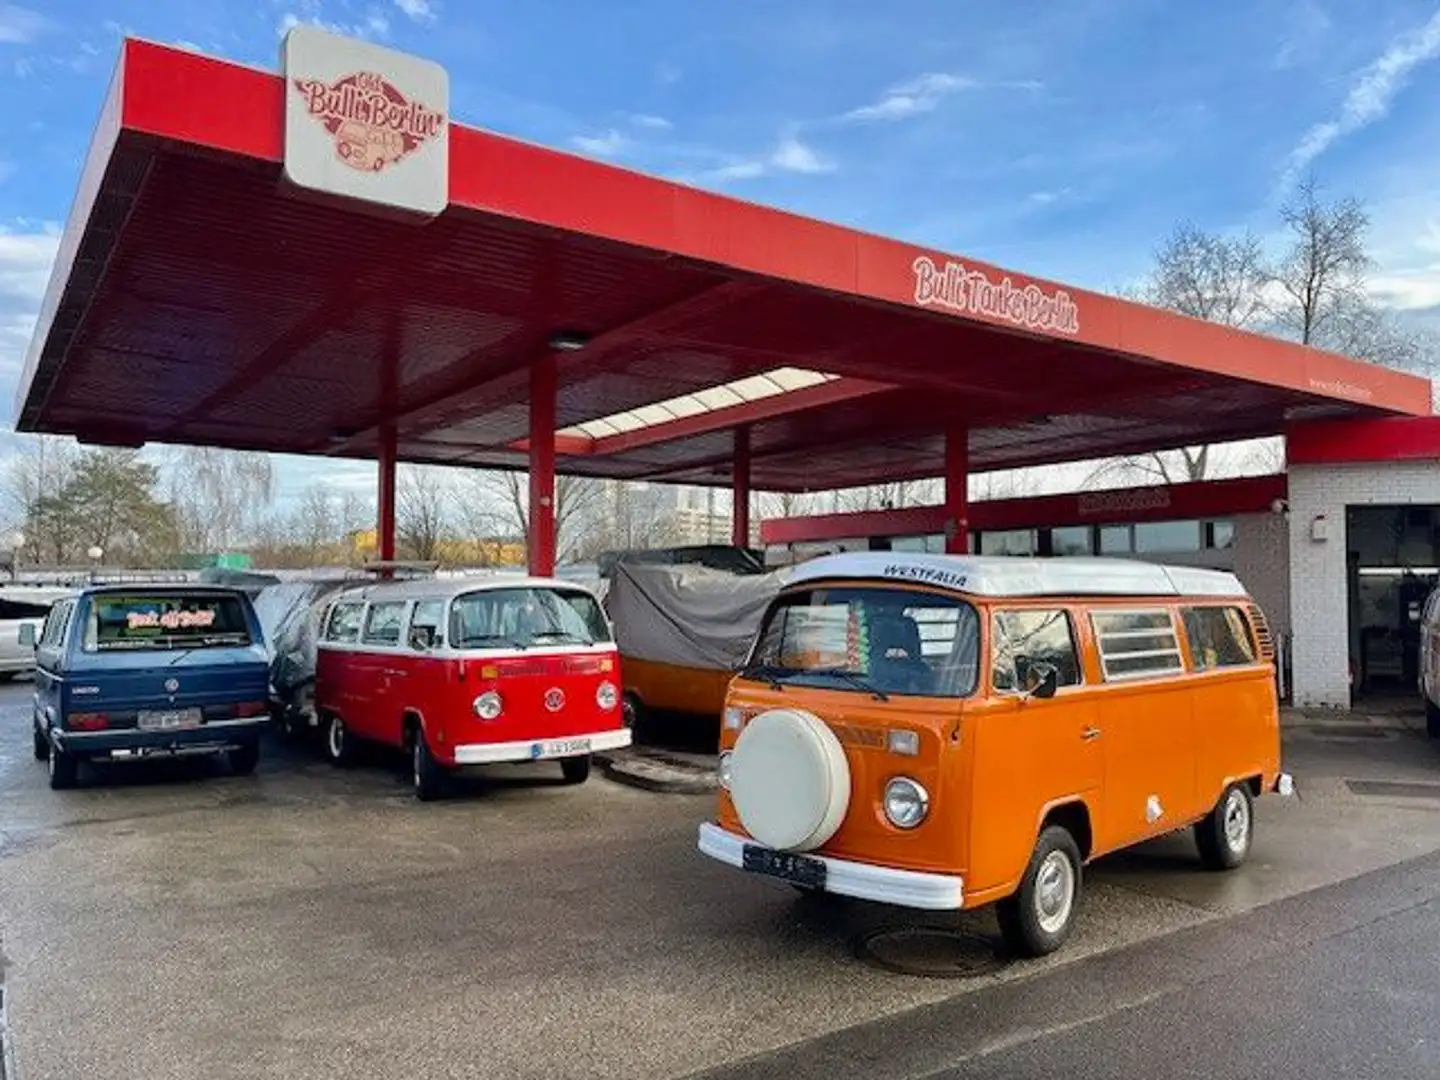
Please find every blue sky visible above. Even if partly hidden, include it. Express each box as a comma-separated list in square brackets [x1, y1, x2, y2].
[2, 0, 1440, 507]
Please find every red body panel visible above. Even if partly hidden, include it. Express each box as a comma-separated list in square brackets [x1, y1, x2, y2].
[315, 645, 625, 766]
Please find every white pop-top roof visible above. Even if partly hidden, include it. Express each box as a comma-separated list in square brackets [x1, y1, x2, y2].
[785, 552, 1248, 599]
[333, 573, 601, 605]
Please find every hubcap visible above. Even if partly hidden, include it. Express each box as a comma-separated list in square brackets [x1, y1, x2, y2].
[1223, 790, 1250, 853]
[413, 739, 423, 788]
[47, 746, 55, 777]
[328, 719, 344, 759]
[1034, 850, 1076, 935]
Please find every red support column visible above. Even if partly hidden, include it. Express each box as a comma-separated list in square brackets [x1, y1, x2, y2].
[944, 427, 970, 555]
[377, 421, 397, 562]
[528, 354, 558, 576]
[732, 424, 752, 548]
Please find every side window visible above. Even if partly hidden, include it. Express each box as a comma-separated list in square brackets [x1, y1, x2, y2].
[325, 602, 365, 644]
[409, 600, 445, 650]
[1182, 606, 1257, 671]
[362, 601, 407, 647]
[40, 601, 70, 648]
[992, 609, 1083, 693]
[1091, 608, 1184, 681]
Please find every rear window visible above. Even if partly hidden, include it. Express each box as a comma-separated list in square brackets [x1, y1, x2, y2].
[83, 593, 252, 652]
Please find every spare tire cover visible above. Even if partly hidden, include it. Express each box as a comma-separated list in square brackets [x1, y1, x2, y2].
[730, 708, 851, 852]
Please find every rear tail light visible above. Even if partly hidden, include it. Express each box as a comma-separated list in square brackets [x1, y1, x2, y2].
[232, 701, 269, 718]
[69, 712, 110, 731]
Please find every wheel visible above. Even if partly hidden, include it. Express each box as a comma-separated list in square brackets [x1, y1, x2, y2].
[32, 721, 49, 761]
[325, 713, 356, 767]
[1196, 782, 1254, 871]
[411, 727, 447, 802]
[622, 693, 647, 741]
[228, 741, 260, 776]
[996, 826, 1083, 958]
[1427, 699, 1440, 739]
[47, 744, 78, 790]
[560, 754, 592, 785]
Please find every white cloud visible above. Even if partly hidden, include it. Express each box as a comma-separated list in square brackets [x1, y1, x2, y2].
[769, 132, 833, 174]
[570, 129, 628, 158]
[628, 113, 672, 131]
[1282, 9, 1440, 189]
[710, 161, 766, 181]
[393, 0, 436, 25]
[279, 9, 387, 41]
[839, 72, 1041, 123]
[0, 4, 51, 44]
[0, 223, 61, 381]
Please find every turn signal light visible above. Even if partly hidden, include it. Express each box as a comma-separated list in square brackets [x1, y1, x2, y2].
[233, 701, 269, 718]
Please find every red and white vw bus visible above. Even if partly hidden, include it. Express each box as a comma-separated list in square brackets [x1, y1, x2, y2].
[314, 575, 631, 799]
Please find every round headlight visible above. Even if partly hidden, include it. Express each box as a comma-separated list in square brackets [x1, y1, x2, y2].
[596, 680, 619, 711]
[718, 750, 733, 790]
[883, 777, 929, 829]
[473, 691, 503, 720]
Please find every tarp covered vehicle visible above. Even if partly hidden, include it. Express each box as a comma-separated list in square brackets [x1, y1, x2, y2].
[253, 579, 367, 737]
[604, 562, 789, 734]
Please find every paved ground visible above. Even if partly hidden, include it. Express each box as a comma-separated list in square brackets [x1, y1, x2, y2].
[2, 682, 1440, 1079]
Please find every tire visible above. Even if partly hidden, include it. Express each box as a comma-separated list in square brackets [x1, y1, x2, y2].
[47, 744, 78, 790]
[32, 721, 49, 761]
[228, 741, 260, 776]
[996, 826, 1083, 959]
[622, 693, 647, 742]
[411, 727, 447, 802]
[1196, 782, 1254, 871]
[560, 754, 592, 785]
[1427, 699, 1440, 740]
[325, 713, 356, 767]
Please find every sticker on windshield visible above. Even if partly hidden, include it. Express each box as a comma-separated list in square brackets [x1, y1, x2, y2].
[125, 609, 219, 631]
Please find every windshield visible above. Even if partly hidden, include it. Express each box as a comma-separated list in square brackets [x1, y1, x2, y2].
[449, 587, 611, 649]
[84, 593, 253, 652]
[746, 585, 979, 698]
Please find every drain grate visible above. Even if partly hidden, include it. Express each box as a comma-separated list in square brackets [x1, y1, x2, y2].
[854, 927, 1009, 979]
[1310, 724, 1393, 739]
[1346, 779, 1440, 799]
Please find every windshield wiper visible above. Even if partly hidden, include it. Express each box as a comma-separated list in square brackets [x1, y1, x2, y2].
[459, 634, 530, 650]
[737, 662, 787, 692]
[805, 667, 890, 702]
[529, 631, 590, 645]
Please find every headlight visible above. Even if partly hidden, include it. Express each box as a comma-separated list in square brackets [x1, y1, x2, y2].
[718, 750, 733, 790]
[883, 777, 929, 829]
[596, 681, 619, 711]
[473, 691, 503, 720]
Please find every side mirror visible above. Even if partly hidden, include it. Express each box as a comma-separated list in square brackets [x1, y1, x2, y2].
[1024, 662, 1059, 701]
[18, 623, 36, 649]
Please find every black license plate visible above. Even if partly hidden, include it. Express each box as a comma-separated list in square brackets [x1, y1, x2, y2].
[742, 845, 827, 889]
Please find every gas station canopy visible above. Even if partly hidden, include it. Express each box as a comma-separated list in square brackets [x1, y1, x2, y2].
[16, 37, 1433, 495]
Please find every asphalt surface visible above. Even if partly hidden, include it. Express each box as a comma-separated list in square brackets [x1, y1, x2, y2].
[2, 681, 1440, 1079]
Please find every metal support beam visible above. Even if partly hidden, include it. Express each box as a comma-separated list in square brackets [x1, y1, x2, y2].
[528, 354, 558, 576]
[377, 422, 397, 562]
[732, 424, 751, 548]
[944, 427, 969, 555]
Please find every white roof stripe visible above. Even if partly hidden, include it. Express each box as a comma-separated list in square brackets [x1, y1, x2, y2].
[785, 553, 1249, 599]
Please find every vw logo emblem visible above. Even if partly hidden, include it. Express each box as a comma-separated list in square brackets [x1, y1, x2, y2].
[164, 678, 180, 693]
[543, 688, 565, 712]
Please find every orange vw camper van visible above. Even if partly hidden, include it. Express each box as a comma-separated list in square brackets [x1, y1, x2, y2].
[698, 553, 1289, 957]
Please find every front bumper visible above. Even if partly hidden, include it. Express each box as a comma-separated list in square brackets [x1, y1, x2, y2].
[52, 717, 267, 757]
[697, 822, 965, 911]
[452, 727, 632, 766]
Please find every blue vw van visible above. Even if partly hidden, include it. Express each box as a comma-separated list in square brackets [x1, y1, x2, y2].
[27, 585, 271, 790]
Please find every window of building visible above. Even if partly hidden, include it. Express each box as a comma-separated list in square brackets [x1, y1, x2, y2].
[991, 609, 1084, 693]
[325, 602, 365, 643]
[1091, 608, 1185, 680]
[409, 600, 446, 650]
[1134, 519, 1202, 553]
[362, 602, 408, 647]
[979, 529, 1036, 556]
[1182, 606, 1257, 670]
[1050, 526, 1093, 556]
[1099, 525, 1132, 554]
[1207, 521, 1236, 550]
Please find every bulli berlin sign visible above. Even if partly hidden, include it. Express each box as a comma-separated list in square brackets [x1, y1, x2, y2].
[281, 26, 449, 216]
[912, 255, 1080, 336]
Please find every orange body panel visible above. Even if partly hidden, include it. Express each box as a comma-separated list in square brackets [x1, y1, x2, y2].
[622, 657, 735, 719]
[716, 589, 1281, 910]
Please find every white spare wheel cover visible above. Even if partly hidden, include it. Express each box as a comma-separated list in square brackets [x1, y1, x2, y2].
[730, 708, 851, 852]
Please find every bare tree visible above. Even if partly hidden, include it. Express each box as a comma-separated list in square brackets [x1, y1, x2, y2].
[834, 479, 941, 513]
[290, 484, 338, 567]
[3, 435, 79, 563]
[166, 446, 275, 553]
[396, 465, 449, 561]
[1273, 176, 1370, 348]
[1143, 222, 1271, 328]
[480, 470, 607, 564]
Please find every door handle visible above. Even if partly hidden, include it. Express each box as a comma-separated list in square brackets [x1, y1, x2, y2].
[1081, 726, 1101, 741]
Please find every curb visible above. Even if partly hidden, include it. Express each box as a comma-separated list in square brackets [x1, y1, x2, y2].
[595, 749, 717, 795]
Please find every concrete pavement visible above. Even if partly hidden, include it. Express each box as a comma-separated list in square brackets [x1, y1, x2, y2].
[2, 682, 1440, 1078]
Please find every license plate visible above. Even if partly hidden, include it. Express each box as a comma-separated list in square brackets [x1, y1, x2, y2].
[531, 737, 592, 759]
[742, 845, 827, 889]
[137, 708, 202, 731]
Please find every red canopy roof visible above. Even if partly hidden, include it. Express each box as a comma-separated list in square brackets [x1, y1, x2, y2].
[16, 40, 1432, 491]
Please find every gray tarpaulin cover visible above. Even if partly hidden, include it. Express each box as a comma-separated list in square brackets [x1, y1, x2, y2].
[604, 562, 790, 672]
[252, 579, 368, 705]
